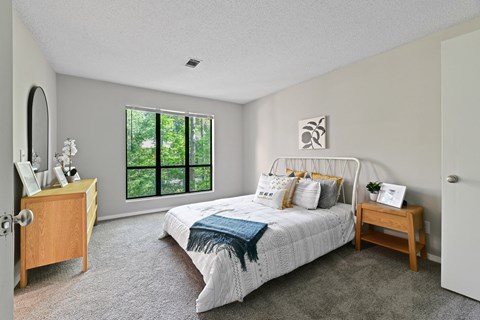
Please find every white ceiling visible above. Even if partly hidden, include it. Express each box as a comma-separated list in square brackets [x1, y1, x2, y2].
[13, 1, 480, 104]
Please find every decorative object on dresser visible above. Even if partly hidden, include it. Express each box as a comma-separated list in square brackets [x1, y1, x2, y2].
[355, 201, 426, 271]
[15, 162, 41, 196]
[63, 138, 78, 182]
[366, 181, 382, 201]
[53, 166, 68, 187]
[298, 116, 326, 149]
[376, 183, 406, 208]
[19, 178, 98, 288]
[55, 138, 80, 182]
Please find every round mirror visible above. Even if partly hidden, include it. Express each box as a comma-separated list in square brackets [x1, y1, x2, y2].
[28, 86, 49, 172]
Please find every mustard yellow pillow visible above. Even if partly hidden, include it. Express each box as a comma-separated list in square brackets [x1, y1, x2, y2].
[311, 172, 343, 190]
[286, 169, 306, 183]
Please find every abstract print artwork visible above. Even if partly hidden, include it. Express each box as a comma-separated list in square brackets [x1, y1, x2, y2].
[299, 116, 326, 149]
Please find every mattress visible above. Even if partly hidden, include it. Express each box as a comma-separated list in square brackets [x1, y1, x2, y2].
[161, 195, 355, 312]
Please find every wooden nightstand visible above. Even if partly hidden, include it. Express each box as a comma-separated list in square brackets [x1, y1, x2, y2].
[355, 202, 426, 271]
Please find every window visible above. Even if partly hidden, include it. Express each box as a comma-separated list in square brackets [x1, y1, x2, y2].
[126, 107, 213, 199]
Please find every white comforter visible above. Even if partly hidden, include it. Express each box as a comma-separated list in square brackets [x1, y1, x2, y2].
[161, 195, 355, 312]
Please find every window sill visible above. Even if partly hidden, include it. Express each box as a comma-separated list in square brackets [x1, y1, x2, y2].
[125, 190, 215, 203]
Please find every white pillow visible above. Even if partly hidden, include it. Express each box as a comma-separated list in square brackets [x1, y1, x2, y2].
[269, 175, 297, 208]
[254, 173, 274, 194]
[253, 188, 288, 210]
[293, 178, 321, 209]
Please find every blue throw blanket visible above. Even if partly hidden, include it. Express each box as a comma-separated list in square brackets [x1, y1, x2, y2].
[186, 215, 268, 271]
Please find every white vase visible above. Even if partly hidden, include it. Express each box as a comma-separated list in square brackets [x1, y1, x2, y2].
[369, 192, 378, 201]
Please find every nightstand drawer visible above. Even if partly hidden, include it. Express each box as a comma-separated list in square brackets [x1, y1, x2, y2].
[362, 209, 408, 232]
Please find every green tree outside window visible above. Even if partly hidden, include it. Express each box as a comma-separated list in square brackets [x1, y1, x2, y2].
[126, 109, 212, 199]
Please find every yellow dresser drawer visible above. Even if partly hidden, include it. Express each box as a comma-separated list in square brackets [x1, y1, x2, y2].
[86, 181, 97, 213]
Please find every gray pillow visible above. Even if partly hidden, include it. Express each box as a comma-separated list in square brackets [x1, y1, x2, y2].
[317, 179, 338, 209]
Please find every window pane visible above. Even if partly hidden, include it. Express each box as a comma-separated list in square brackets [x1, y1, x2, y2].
[161, 168, 185, 194]
[126, 110, 156, 167]
[161, 114, 185, 166]
[189, 117, 211, 165]
[127, 169, 156, 198]
[190, 167, 211, 192]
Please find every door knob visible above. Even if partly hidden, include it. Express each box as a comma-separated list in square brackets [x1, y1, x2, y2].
[0, 210, 33, 236]
[13, 209, 34, 227]
[446, 175, 459, 183]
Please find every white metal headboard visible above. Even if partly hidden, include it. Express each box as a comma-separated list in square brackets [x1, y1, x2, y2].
[269, 157, 361, 213]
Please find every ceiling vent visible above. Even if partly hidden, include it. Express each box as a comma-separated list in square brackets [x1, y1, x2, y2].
[185, 58, 201, 68]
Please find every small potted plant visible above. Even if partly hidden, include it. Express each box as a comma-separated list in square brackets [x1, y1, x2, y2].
[366, 181, 382, 201]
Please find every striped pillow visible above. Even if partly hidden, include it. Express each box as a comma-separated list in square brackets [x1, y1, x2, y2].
[293, 179, 321, 209]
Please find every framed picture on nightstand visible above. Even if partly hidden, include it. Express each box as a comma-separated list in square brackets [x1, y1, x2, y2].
[376, 183, 406, 208]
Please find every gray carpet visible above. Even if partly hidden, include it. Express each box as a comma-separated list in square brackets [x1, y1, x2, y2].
[14, 213, 480, 320]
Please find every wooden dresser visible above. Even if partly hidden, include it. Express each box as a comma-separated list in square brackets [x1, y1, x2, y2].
[20, 178, 98, 288]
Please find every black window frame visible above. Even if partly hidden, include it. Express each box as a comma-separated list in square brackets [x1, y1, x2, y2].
[126, 109, 213, 199]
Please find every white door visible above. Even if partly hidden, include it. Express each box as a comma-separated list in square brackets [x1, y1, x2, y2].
[0, 0, 14, 318]
[441, 29, 480, 300]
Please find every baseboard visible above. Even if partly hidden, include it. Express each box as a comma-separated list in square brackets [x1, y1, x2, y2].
[381, 228, 441, 264]
[97, 207, 172, 222]
[427, 253, 441, 263]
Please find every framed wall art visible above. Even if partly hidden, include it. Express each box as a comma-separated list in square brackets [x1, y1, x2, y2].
[299, 116, 326, 149]
[376, 183, 407, 208]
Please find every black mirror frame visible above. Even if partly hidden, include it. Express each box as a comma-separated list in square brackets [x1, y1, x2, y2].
[27, 86, 49, 172]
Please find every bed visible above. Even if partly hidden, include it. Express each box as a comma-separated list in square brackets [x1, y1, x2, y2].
[160, 157, 361, 312]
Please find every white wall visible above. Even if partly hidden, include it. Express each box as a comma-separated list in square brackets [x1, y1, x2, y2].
[13, 12, 57, 184]
[12, 10, 57, 284]
[243, 17, 480, 258]
[56, 75, 244, 219]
